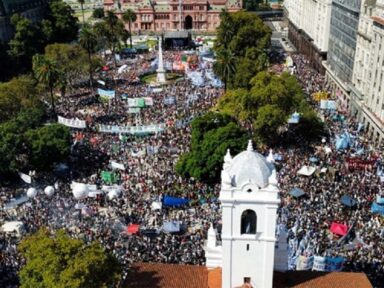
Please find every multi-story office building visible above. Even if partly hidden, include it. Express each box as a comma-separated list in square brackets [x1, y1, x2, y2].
[350, 0, 376, 126]
[285, 0, 332, 73]
[0, 0, 48, 41]
[323, 0, 361, 113]
[360, 0, 384, 140]
[104, 0, 242, 32]
[352, 0, 375, 97]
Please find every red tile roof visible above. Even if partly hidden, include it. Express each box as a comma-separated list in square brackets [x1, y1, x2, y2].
[124, 264, 372, 288]
[208, 267, 221, 288]
[124, 263, 208, 288]
[274, 271, 372, 288]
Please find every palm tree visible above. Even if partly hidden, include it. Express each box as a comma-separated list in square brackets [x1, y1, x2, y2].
[78, 0, 85, 23]
[105, 11, 119, 67]
[218, 10, 235, 49]
[122, 9, 137, 48]
[32, 55, 59, 115]
[79, 24, 97, 92]
[213, 49, 237, 92]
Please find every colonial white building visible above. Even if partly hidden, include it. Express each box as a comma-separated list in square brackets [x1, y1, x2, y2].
[205, 141, 283, 288]
[284, 0, 332, 73]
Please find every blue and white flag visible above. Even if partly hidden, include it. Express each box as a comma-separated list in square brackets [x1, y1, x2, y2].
[97, 88, 115, 98]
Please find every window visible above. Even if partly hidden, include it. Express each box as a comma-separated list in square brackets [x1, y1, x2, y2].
[241, 210, 256, 234]
[244, 277, 251, 284]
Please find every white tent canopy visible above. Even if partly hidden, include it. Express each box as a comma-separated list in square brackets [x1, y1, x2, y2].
[297, 165, 316, 176]
[1, 221, 24, 236]
[151, 201, 162, 210]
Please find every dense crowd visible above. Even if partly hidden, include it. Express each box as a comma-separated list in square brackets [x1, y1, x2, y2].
[277, 53, 384, 286]
[1, 47, 383, 288]
[0, 49, 223, 287]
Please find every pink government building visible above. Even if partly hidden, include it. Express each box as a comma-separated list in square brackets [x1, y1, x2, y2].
[104, 0, 242, 32]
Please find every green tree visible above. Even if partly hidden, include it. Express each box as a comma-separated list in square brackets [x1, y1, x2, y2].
[95, 11, 125, 67]
[213, 49, 236, 91]
[217, 71, 323, 144]
[18, 228, 121, 288]
[24, 124, 71, 170]
[176, 112, 248, 184]
[253, 104, 286, 143]
[215, 10, 235, 49]
[0, 125, 22, 175]
[0, 107, 45, 175]
[122, 9, 137, 48]
[216, 88, 251, 122]
[0, 41, 16, 81]
[214, 11, 271, 89]
[8, 14, 42, 70]
[44, 43, 89, 95]
[92, 7, 105, 19]
[233, 47, 269, 89]
[243, 0, 261, 11]
[79, 24, 98, 91]
[32, 55, 60, 115]
[0, 75, 41, 123]
[46, 0, 79, 43]
[78, 0, 85, 23]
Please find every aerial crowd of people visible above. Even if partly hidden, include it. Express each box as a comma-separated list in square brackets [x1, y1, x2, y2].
[0, 46, 383, 288]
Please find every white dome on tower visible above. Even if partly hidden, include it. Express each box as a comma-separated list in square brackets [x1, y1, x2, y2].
[225, 140, 272, 189]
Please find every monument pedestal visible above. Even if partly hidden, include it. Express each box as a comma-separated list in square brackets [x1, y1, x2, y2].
[156, 69, 166, 83]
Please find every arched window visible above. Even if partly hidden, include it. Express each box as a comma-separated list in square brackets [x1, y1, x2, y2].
[241, 210, 257, 234]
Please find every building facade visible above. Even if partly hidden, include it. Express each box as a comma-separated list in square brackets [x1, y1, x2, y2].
[323, 0, 361, 113]
[350, 0, 376, 133]
[285, 0, 332, 74]
[219, 142, 280, 288]
[360, 0, 384, 141]
[104, 0, 242, 33]
[0, 0, 48, 41]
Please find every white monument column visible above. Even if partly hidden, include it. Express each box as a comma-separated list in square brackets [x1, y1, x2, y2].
[156, 37, 166, 83]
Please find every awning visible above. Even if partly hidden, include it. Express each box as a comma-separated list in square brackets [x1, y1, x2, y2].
[127, 224, 140, 235]
[340, 195, 357, 207]
[297, 165, 316, 176]
[289, 188, 306, 198]
[163, 196, 189, 207]
[330, 222, 348, 236]
[162, 221, 180, 233]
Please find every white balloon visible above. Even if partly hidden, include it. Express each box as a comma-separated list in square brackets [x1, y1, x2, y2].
[72, 183, 88, 199]
[44, 186, 55, 197]
[27, 187, 37, 198]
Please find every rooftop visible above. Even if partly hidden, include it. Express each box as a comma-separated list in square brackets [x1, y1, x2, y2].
[122, 263, 372, 288]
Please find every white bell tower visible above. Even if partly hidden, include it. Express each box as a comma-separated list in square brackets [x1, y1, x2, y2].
[219, 141, 280, 288]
